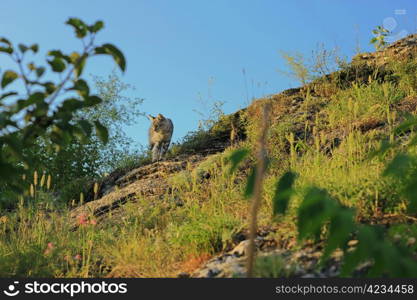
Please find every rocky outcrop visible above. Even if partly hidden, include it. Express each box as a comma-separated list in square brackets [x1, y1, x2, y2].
[69, 155, 208, 227]
[353, 34, 417, 66]
[190, 237, 339, 278]
[68, 33, 417, 276]
[189, 235, 368, 278]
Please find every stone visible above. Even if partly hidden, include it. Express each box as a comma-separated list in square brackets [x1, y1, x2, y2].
[230, 240, 250, 257]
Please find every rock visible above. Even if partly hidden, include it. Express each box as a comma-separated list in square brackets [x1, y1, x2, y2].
[207, 268, 222, 277]
[300, 273, 317, 278]
[353, 34, 417, 67]
[177, 272, 190, 278]
[69, 155, 211, 229]
[327, 265, 339, 277]
[230, 240, 250, 257]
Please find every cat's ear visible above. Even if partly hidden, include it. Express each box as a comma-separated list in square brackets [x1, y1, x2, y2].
[147, 115, 155, 121]
[157, 113, 165, 119]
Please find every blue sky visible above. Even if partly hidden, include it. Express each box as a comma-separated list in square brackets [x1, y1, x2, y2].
[1, 0, 416, 148]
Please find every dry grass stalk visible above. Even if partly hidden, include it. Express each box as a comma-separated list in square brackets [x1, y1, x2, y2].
[93, 182, 99, 200]
[33, 171, 38, 187]
[246, 102, 271, 277]
[47, 175, 52, 190]
[40, 173, 46, 188]
[30, 184, 35, 198]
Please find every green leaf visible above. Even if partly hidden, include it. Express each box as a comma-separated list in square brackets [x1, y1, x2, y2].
[89, 20, 104, 33]
[94, 121, 108, 144]
[394, 116, 417, 134]
[69, 51, 80, 64]
[0, 38, 12, 54]
[0, 46, 13, 54]
[11, 93, 45, 114]
[404, 174, 417, 213]
[48, 57, 66, 72]
[78, 119, 92, 136]
[0, 112, 17, 127]
[0, 160, 21, 183]
[1, 70, 18, 88]
[48, 49, 64, 57]
[0, 91, 17, 101]
[62, 98, 84, 111]
[27, 62, 36, 70]
[66, 18, 88, 38]
[244, 167, 256, 199]
[2, 136, 24, 160]
[297, 187, 337, 240]
[272, 171, 297, 216]
[18, 44, 28, 53]
[383, 153, 413, 178]
[42, 82, 56, 94]
[36, 67, 45, 78]
[30, 44, 39, 53]
[69, 79, 89, 98]
[32, 101, 49, 117]
[17, 92, 45, 111]
[72, 125, 88, 142]
[227, 148, 249, 174]
[0, 38, 13, 54]
[49, 50, 71, 63]
[95, 43, 126, 72]
[322, 207, 355, 260]
[0, 37, 11, 46]
[74, 54, 87, 77]
[84, 95, 102, 107]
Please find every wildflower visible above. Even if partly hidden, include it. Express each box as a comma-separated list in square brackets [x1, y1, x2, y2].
[0, 216, 8, 224]
[77, 214, 88, 226]
[74, 254, 82, 260]
[44, 242, 54, 255]
[77, 214, 97, 226]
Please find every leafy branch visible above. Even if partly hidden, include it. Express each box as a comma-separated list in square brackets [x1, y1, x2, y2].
[370, 25, 390, 51]
[0, 18, 126, 191]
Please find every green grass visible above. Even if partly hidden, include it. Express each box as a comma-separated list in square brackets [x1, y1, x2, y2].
[1, 48, 417, 278]
[0, 150, 249, 277]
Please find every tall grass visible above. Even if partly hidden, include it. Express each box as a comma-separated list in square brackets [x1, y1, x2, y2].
[1, 46, 417, 278]
[0, 151, 248, 277]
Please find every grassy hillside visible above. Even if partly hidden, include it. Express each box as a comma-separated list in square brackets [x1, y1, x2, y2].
[1, 34, 417, 278]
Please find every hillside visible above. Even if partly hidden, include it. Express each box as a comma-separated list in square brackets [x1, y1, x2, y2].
[1, 34, 417, 278]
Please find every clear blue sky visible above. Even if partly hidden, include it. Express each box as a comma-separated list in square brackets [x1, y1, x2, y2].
[1, 0, 416, 148]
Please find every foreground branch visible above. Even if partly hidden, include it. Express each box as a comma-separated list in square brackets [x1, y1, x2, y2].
[246, 102, 270, 277]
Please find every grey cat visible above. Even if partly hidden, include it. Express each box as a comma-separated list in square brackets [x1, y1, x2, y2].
[148, 114, 174, 162]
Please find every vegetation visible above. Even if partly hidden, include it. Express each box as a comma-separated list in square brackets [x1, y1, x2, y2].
[371, 25, 391, 50]
[1, 20, 417, 278]
[16, 72, 143, 205]
[0, 18, 126, 206]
